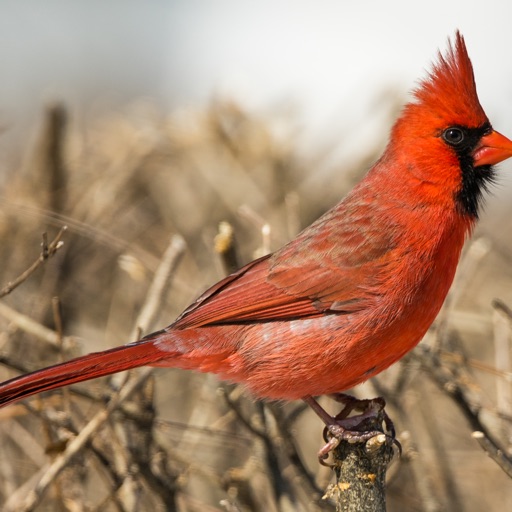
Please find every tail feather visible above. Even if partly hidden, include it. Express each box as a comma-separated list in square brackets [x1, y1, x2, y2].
[0, 338, 170, 408]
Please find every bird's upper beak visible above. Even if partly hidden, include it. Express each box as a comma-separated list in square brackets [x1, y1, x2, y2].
[473, 130, 512, 167]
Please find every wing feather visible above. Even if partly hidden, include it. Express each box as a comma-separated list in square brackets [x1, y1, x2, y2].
[173, 195, 396, 329]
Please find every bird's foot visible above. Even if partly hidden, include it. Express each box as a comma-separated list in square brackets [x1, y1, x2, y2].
[304, 394, 401, 466]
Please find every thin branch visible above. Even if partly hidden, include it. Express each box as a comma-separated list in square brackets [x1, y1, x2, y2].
[109, 233, 186, 394]
[0, 301, 76, 350]
[266, 404, 329, 505]
[129, 233, 186, 340]
[417, 345, 512, 479]
[4, 233, 187, 511]
[0, 226, 67, 298]
[4, 367, 155, 512]
[214, 221, 240, 275]
[472, 431, 512, 478]
[219, 387, 267, 440]
[492, 298, 512, 320]
[109, 233, 186, 512]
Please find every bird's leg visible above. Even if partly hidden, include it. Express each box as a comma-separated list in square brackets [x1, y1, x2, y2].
[303, 394, 399, 465]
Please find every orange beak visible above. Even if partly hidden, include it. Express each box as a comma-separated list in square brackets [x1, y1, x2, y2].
[473, 130, 512, 167]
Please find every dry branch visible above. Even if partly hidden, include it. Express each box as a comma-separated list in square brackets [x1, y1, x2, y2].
[327, 434, 394, 511]
[0, 301, 76, 350]
[0, 226, 67, 298]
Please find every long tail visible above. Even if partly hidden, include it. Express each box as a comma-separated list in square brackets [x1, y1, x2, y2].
[0, 335, 172, 408]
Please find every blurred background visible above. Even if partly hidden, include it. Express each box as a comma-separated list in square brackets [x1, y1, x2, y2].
[0, 1, 512, 511]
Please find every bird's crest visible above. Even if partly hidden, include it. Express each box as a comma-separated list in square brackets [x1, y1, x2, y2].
[410, 31, 488, 128]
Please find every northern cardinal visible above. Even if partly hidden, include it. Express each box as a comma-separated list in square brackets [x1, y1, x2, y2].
[1, 33, 512, 435]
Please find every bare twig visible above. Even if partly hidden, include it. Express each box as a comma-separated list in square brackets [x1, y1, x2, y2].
[266, 404, 329, 505]
[472, 431, 512, 478]
[129, 233, 186, 340]
[51, 297, 64, 349]
[0, 226, 67, 297]
[220, 387, 267, 440]
[492, 304, 512, 443]
[0, 199, 163, 272]
[214, 221, 240, 274]
[439, 349, 512, 381]
[4, 367, 155, 512]
[417, 345, 512, 479]
[431, 238, 491, 351]
[0, 301, 76, 350]
[492, 298, 512, 321]
[109, 233, 186, 511]
[4, 233, 187, 511]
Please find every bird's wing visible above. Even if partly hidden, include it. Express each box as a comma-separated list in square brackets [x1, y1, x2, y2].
[172, 199, 396, 329]
[172, 254, 320, 329]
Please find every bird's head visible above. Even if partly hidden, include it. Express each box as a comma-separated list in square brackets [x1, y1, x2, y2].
[389, 31, 512, 218]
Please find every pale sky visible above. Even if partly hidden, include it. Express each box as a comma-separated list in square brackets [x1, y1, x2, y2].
[164, 1, 512, 140]
[0, 0, 511, 166]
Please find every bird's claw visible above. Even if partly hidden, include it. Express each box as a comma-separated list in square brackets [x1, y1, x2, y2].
[316, 394, 401, 467]
[324, 425, 385, 443]
[319, 426, 394, 467]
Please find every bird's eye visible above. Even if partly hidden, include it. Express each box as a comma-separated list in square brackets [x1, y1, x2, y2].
[442, 127, 465, 146]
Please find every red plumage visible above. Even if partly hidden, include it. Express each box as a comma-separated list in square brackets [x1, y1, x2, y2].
[1, 32, 512, 408]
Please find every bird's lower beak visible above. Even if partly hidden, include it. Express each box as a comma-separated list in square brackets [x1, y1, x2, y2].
[473, 130, 512, 167]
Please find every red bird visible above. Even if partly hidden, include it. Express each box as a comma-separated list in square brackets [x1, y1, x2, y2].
[1, 33, 512, 434]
